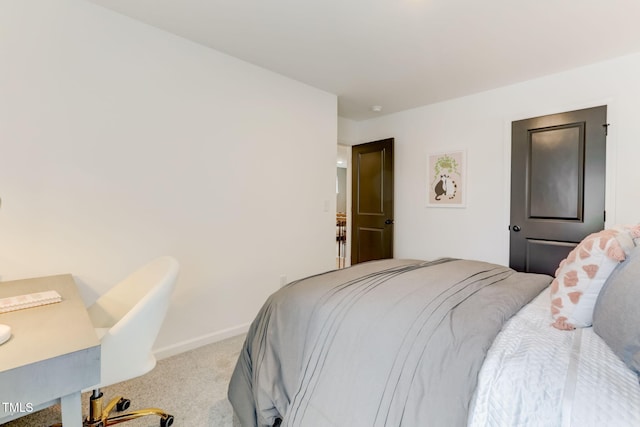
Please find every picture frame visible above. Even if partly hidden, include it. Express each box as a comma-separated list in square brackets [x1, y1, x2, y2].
[426, 149, 466, 208]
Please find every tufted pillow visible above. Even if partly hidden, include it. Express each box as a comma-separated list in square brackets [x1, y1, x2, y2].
[593, 245, 640, 375]
[550, 226, 637, 330]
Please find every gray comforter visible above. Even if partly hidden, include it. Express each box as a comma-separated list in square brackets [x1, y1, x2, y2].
[228, 258, 551, 427]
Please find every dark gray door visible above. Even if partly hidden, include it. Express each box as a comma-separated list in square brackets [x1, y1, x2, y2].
[509, 106, 607, 276]
[351, 138, 394, 265]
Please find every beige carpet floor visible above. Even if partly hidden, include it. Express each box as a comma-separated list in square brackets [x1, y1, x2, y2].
[3, 334, 245, 427]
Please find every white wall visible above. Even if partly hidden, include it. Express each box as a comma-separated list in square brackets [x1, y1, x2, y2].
[0, 0, 337, 356]
[352, 53, 640, 266]
[338, 117, 360, 146]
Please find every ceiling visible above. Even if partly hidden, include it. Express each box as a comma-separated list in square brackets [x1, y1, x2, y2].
[87, 0, 640, 121]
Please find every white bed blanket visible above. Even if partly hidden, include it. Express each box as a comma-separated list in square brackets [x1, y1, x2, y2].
[469, 288, 640, 427]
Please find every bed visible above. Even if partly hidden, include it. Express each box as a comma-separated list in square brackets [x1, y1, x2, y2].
[228, 229, 640, 427]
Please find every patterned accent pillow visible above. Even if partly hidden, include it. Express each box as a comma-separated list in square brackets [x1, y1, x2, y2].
[550, 225, 639, 330]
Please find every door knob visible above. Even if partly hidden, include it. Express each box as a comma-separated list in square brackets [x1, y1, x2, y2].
[512, 225, 521, 232]
[385, 219, 394, 225]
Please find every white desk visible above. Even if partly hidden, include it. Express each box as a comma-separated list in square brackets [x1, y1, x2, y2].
[0, 274, 101, 426]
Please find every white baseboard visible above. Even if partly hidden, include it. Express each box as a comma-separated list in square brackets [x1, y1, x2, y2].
[153, 322, 251, 360]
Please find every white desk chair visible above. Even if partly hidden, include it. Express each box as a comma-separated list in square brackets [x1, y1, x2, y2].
[57, 256, 180, 427]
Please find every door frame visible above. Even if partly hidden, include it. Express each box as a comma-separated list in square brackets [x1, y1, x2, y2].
[501, 100, 617, 265]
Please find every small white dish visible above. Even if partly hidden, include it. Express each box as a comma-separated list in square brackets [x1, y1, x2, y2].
[0, 324, 11, 345]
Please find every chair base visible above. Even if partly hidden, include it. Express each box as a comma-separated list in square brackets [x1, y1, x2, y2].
[86, 390, 174, 427]
[51, 390, 174, 427]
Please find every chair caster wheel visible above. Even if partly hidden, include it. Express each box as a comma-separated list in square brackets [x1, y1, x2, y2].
[160, 414, 174, 427]
[116, 398, 131, 412]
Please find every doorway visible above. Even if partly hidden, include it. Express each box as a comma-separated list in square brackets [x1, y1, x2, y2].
[336, 148, 348, 268]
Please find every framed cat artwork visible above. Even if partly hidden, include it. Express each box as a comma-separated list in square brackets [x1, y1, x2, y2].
[426, 149, 466, 208]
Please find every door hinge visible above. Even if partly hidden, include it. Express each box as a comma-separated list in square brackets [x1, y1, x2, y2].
[604, 210, 606, 222]
[603, 123, 610, 136]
